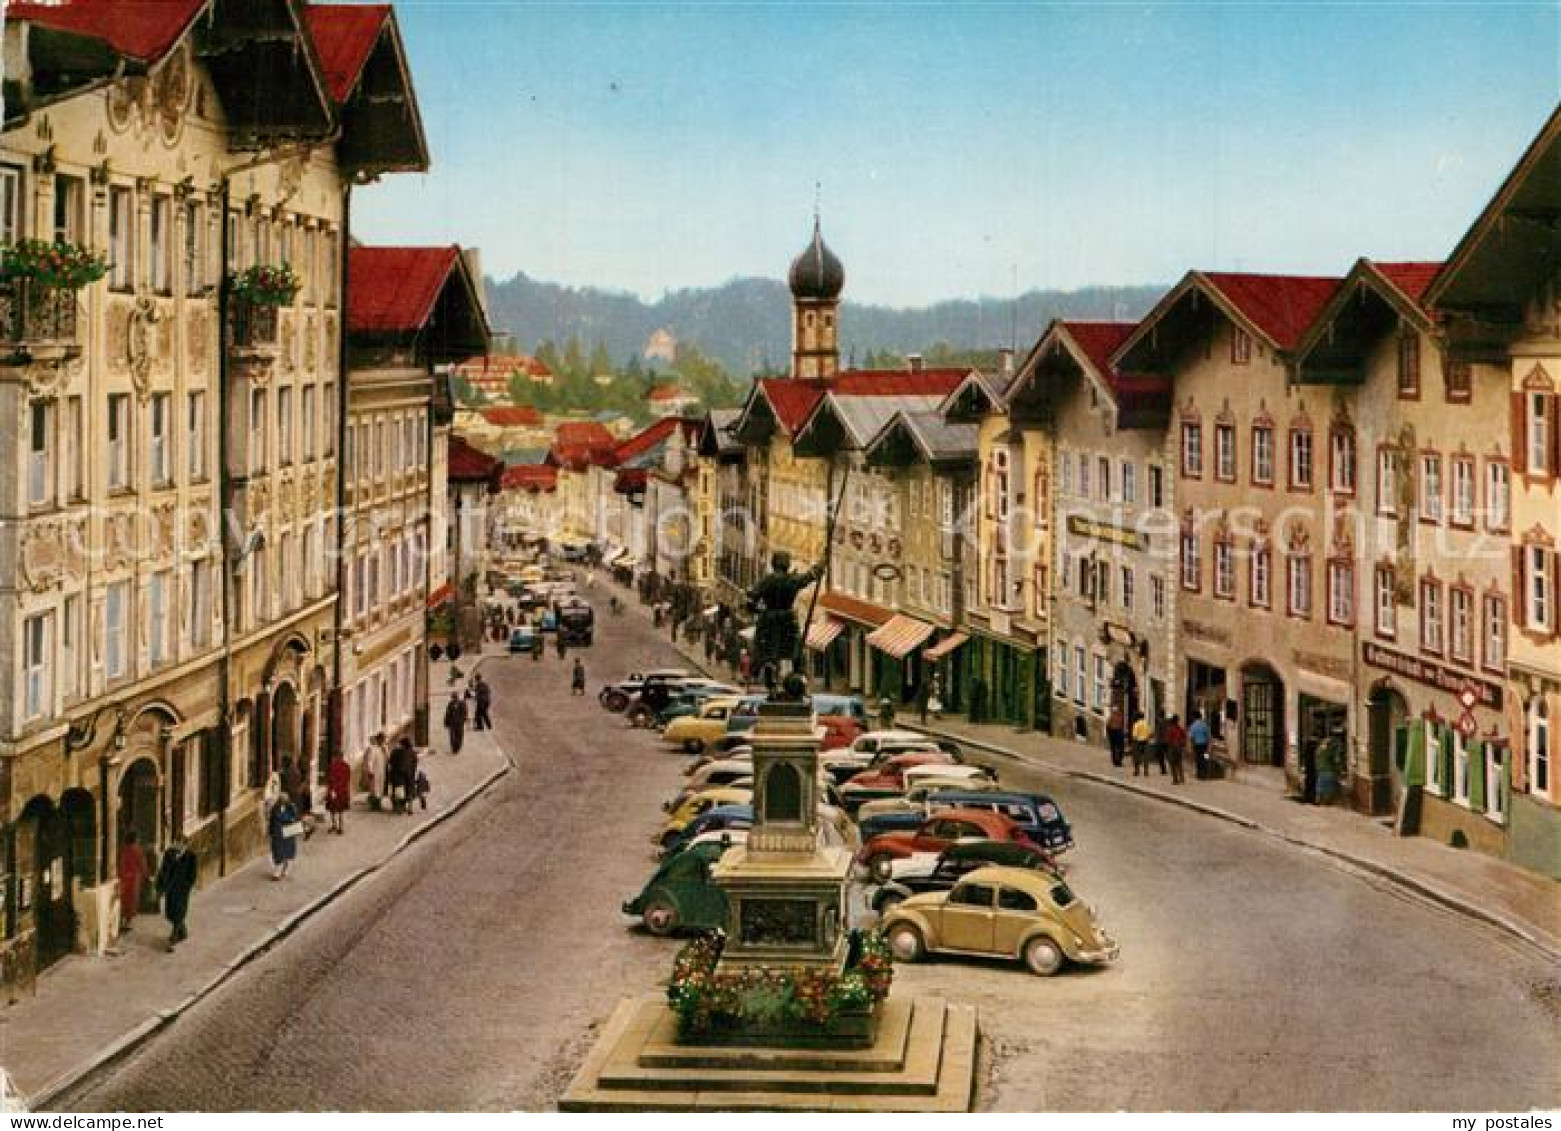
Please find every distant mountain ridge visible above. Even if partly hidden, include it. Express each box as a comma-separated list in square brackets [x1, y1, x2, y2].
[483, 273, 1167, 375]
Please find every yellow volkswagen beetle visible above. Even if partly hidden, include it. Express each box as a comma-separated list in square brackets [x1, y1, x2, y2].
[661, 696, 745, 754]
[880, 865, 1117, 976]
[655, 786, 752, 848]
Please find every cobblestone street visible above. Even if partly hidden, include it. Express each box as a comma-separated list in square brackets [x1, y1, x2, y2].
[47, 598, 1561, 1111]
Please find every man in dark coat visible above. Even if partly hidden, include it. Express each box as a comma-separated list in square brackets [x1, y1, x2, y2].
[472, 674, 493, 731]
[388, 739, 417, 815]
[444, 693, 468, 755]
[156, 838, 198, 950]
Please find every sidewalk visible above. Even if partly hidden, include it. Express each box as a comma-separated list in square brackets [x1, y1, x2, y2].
[660, 627, 1561, 963]
[0, 650, 513, 1111]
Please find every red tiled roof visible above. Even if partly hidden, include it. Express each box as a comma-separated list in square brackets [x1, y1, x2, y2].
[305, 4, 390, 104]
[8, 0, 208, 63]
[1060, 321, 1171, 404]
[832, 368, 969, 397]
[757, 379, 828, 436]
[1372, 261, 1443, 308]
[614, 417, 681, 464]
[550, 420, 619, 470]
[556, 420, 615, 448]
[447, 435, 501, 483]
[501, 463, 558, 492]
[480, 406, 542, 429]
[1201, 272, 1342, 351]
[348, 246, 462, 335]
[521, 357, 554, 378]
[647, 384, 686, 402]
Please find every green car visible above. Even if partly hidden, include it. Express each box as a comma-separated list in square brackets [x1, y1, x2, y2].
[622, 839, 731, 936]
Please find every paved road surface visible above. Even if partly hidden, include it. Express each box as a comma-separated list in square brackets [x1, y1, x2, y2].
[59, 599, 1561, 1111]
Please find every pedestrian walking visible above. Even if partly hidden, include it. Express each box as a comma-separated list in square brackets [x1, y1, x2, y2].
[279, 755, 313, 840]
[444, 692, 468, 754]
[388, 738, 417, 816]
[155, 837, 197, 950]
[572, 658, 586, 696]
[1130, 713, 1152, 776]
[1189, 711, 1212, 780]
[556, 630, 567, 659]
[1106, 705, 1127, 768]
[363, 733, 388, 810]
[532, 632, 544, 662]
[1162, 714, 1188, 784]
[325, 750, 352, 834]
[928, 673, 944, 720]
[267, 794, 301, 879]
[116, 831, 149, 933]
[472, 673, 493, 731]
[738, 648, 752, 686]
[1315, 725, 1345, 805]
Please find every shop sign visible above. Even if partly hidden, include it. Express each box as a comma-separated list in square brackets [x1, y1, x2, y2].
[1291, 648, 1351, 683]
[1362, 642, 1503, 709]
[1066, 514, 1147, 552]
[1182, 619, 1231, 646]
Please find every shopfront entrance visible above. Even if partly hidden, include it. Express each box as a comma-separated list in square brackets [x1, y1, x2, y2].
[17, 796, 76, 971]
[117, 760, 162, 912]
[1367, 683, 1408, 814]
[1241, 663, 1285, 767]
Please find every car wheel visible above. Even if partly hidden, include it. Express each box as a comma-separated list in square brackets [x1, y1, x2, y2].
[684, 739, 704, 755]
[605, 692, 627, 712]
[1023, 935, 1065, 977]
[658, 828, 682, 849]
[866, 854, 895, 883]
[642, 899, 679, 937]
[886, 923, 925, 962]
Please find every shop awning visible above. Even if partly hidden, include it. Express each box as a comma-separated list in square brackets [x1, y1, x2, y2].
[923, 631, 969, 662]
[805, 618, 845, 652]
[866, 614, 937, 660]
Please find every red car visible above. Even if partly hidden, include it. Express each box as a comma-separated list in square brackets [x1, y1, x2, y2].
[856, 808, 1035, 881]
[838, 751, 957, 810]
[818, 714, 863, 752]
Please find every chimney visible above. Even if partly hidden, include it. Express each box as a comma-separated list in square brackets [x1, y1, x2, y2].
[461, 247, 489, 317]
[998, 348, 1015, 379]
[906, 354, 924, 374]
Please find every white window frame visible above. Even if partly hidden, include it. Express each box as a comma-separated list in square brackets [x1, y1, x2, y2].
[1287, 554, 1312, 618]
[1330, 428, 1356, 494]
[1451, 456, 1475, 526]
[1328, 560, 1354, 627]
[1253, 425, 1274, 486]
[1092, 652, 1108, 714]
[187, 391, 207, 481]
[148, 570, 170, 667]
[1073, 644, 1086, 707]
[1529, 393, 1551, 475]
[1486, 460, 1510, 532]
[105, 581, 129, 680]
[107, 393, 132, 490]
[1420, 580, 1444, 653]
[150, 391, 172, 486]
[1528, 698, 1550, 797]
[1377, 447, 1399, 517]
[23, 612, 51, 719]
[1151, 574, 1166, 621]
[1529, 546, 1553, 631]
[28, 399, 53, 507]
[1375, 566, 1396, 639]
[1121, 461, 1137, 505]
[1420, 454, 1443, 522]
[1215, 423, 1236, 481]
[1214, 540, 1234, 599]
[1181, 422, 1202, 478]
[109, 185, 135, 290]
[1483, 594, 1505, 671]
[150, 195, 172, 294]
[1449, 586, 1473, 664]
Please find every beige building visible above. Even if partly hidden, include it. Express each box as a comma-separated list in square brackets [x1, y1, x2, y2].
[339, 246, 487, 766]
[0, 0, 425, 993]
[1119, 271, 1348, 789]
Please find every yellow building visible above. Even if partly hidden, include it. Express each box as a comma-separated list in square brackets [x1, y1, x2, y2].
[0, 0, 426, 992]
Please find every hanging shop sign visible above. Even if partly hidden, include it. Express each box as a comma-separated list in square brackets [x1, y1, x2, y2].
[1066, 514, 1147, 552]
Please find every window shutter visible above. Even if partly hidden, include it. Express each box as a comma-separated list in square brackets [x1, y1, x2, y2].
[1513, 546, 1527, 629]
[1550, 393, 1561, 480]
[1553, 548, 1561, 640]
[1404, 719, 1425, 786]
[1511, 391, 1527, 474]
[1468, 740, 1486, 811]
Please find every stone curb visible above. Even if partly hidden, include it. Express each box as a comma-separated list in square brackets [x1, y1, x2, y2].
[903, 722, 1561, 965]
[30, 669, 514, 1113]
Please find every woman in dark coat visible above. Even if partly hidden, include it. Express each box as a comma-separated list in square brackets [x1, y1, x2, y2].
[267, 796, 300, 879]
[156, 839, 198, 948]
[387, 739, 417, 815]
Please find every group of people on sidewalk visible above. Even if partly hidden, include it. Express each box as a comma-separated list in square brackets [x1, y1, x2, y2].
[114, 833, 197, 952]
[1106, 709, 1215, 784]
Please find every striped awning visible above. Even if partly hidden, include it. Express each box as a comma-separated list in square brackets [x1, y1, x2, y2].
[805, 618, 845, 652]
[866, 615, 936, 660]
[923, 631, 969, 662]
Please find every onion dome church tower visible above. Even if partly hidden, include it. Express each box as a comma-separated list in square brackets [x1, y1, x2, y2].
[788, 215, 844, 380]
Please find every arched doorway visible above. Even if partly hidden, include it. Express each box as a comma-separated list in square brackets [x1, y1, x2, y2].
[1368, 683, 1410, 813]
[116, 760, 161, 912]
[1240, 662, 1285, 767]
[17, 796, 75, 970]
[271, 682, 300, 775]
[1110, 660, 1140, 725]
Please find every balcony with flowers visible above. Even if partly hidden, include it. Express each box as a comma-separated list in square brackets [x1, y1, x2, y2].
[226, 264, 297, 378]
[0, 239, 103, 364]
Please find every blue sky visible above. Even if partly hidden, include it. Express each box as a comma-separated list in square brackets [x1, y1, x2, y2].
[352, 2, 1560, 307]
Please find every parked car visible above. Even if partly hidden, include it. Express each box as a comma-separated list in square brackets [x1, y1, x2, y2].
[506, 626, 540, 654]
[558, 599, 594, 646]
[821, 730, 955, 783]
[856, 808, 1035, 881]
[656, 684, 744, 727]
[919, 790, 1073, 853]
[657, 787, 753, 847]
[623, 839, 733, 936]
[658, 804, 754, 857]
[818, 714, 863, 752]
[812, 693, 868, 722]
[626, 680, 738, 728]
[870, 839, 1060, 914]
[661, 697, 748, 753]
[838, 751, 959, 811]
[880, 865, 1118, 976]
[600, 669, 694, 712]
[855, 773, 1005, 840]
[671, 757, 758, 802]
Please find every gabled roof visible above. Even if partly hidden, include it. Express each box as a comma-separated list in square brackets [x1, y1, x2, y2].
[348, 246, 489, 359]
[733, 378, 827, 444]
[8, 0, 208, 64]
[548, 420, 619, 470]
[305, 4, 389, 104]
[863, 410, 979, 468]
[1115, 269, 1342, 373]
[830, 368, 971, 397]
[615, 416, 696, 466]
[479, 406, 543, 429]
[698, 408, 744, 459]
[1293, 259, 1444, 384]
[306, 3, 429, 175]
[501, 463, 558, 492]
[447, 435, 502, 486]
[1426, 103, 1561, 325]
[937, 369, 1006, 421]
[1006, 319, 1170, 429]
[791, 368, 970, 456]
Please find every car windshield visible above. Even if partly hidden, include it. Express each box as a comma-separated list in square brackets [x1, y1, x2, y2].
[1050, 882, 1076, 908]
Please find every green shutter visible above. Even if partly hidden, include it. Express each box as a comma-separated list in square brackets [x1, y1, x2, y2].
[1405, 720, 1425, 786]
[1468, 740, 1486, 811]
[1439, 725, 1455, 793]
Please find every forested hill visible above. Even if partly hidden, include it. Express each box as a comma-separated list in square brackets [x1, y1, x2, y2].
[483, 273, 1166, 375]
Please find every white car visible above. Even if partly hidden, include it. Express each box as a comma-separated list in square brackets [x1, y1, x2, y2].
[821, 730, 949, 780]
[855, 770, 1002, 824]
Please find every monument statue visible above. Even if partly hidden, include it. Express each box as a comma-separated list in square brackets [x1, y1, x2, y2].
[745, 551, 822, 690]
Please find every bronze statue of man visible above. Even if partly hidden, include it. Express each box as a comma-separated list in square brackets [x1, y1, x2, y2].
[745, 551, 823, 686]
